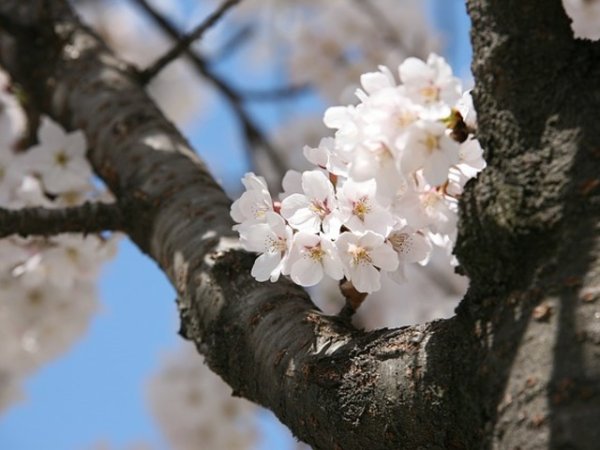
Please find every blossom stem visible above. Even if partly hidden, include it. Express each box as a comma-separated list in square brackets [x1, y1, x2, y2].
[338, 278, 368, 319]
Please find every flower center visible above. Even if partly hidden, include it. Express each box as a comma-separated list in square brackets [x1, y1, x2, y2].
[266, 235, 287, 253]
[424, 134, 439, 153]
[374, 143, 394, 165]
[352, 197, 371, 221]
[388, 232, 408, 253]
[420, 84, 440, 102]
[306, 245, 325, 262]
[421, 190, 441, 208]
[349, 244, 372, 266]
[54, 150, 69, 167]
[252, 204, 270, 219]
[309, 199, 330, 219]
[396, 110, 417, 128]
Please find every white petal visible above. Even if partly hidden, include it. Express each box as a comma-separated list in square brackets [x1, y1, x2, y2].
[391, 231, 432, 263]
[302, 170, 333, 201]
[350, 264, 381, 293]
[359, 231, 384, 248]
[323, 106, 350, 129]
[280, 170, 303, 199]
[291, 257, 323, 287]
[388, 264, 408, 284]
[370, 243, 399, 271]
[423, 150, 451, 186]
[365, 208, 395, 236]
[242, 172, 268, 191]
[239, 223, 272, 252]
[399, 57, 433, 86]
[322, 251, 344, 281]
[251, 252, 281, 282]
[280, 194, 310, 219]
[360, 70, 392, 94]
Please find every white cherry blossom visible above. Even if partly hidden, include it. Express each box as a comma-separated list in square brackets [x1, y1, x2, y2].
[387, 227, 432, 283]
[338, 179, 394, 236]
[239, 212, 292, 282]
[288, 232, 343, 286]
[399, 120, 460, 187]
[457, 138, 486, 178]
[147, 343, 258, 450]
[336, 231, 398, 293]
[399, 53, 462, 119]
[230, 172, 274, 226]
[22, 117, 91, 194]
[280, 170, 341, 236]
[232, 53, 486, 295]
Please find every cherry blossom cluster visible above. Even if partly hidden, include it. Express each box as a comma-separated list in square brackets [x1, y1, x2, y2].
[147, 343, 258, 450]
[0, 70, 116, 412]
[231, 54, 485, 294]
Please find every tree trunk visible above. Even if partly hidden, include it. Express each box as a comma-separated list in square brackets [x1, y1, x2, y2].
[0, 0, 598, 448]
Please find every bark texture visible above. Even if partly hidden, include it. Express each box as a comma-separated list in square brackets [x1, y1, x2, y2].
[0, 1, 599, 449]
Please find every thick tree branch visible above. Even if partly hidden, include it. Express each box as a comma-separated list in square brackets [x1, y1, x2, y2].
[0, 202, 125, 238]
[457, 0, 600, 447]
[138, 0, 241, 84]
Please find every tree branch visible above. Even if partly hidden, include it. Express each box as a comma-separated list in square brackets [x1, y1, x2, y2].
[238, 83, 310, 102]
[0, 202, 125, 238]
[138, 0, 241, 84]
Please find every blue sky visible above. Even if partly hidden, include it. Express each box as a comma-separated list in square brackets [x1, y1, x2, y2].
[0, 1, 471, 449]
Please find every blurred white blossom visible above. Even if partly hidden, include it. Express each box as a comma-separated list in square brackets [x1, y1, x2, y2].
[147, 343, 258, 450]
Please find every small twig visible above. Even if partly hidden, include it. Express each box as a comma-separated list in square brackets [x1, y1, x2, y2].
[209, 22, 255, 62]
[139, 0, 241, 84]
[239, 83, 310, 102]
[133, 0, 287, 175]
[0, 202, 125, 238]
[351, 0, 409, 50]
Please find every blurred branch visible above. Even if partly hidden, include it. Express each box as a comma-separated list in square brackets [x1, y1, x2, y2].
[209, 22, 255, 62]
[139, 0, 241, 84]
[0, 202, 125, 238]
[239, 82, 310, 102]
[351, 0, 409, 50]
[0, 12, 35, 36]
[132, 0, 287, 175]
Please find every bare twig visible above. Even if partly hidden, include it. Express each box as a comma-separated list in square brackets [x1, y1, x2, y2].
[139, 0, 241, 84]
[351, 0, 409, 50]
[0, 202, 125, 238]
[239, 82, 310, 102]
[209, 22, 255, 62]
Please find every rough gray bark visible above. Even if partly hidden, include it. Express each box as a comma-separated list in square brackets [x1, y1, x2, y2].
[0, 0, 598, 449]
